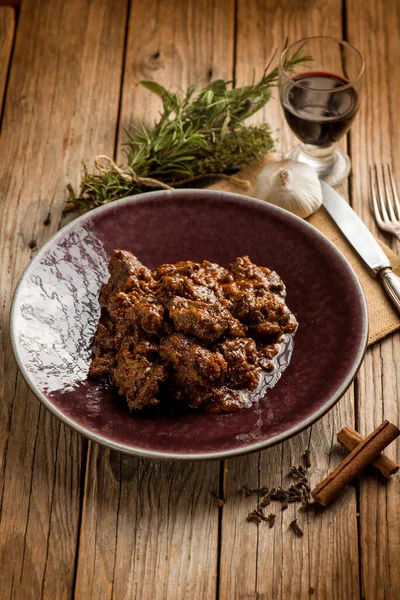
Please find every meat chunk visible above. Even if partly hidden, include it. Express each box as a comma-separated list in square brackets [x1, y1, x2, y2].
[125, 294, 164, 335]
[88, 308, 115, 378]
[99, 250, 154, 305]
[231, 255, 285, 295]
[89, 355, 115, 378]
[155, 259, 227, 283]
[113, 349, 166, 411]
[219, 338, 261, 390]
[155, 260, 229, 306]
[91, 309, 115, 357]
[160, 333, 227, 389]
[222, 257, 297, 343]
[89, 251, 297, 413]
[168, 297, 244, 343]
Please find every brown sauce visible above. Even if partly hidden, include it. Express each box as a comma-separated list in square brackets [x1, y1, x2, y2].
[89, 251, 298, 413]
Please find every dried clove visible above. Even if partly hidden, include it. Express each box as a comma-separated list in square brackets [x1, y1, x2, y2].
[267, 513, 276, 528]
[281, 493, 289, 511]
[290, 466, 304, 479]
[254, 508, 269, 522]
[242, 485, 269, 497]
[289, 518, 304, 537]
[260, 487, 276, 508]
[245, 452, 315, 532]
[288, 485, 302, 497]
[304, 448, 312, 469]
[247, 510, 262, 524]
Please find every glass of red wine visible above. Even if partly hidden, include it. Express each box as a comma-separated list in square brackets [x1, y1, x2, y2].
[279, 37, 364, 186]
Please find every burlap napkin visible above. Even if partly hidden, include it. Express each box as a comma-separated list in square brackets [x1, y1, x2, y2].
[207, 158, 400, 346]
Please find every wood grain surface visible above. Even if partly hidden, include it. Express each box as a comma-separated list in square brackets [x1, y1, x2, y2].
[0, 0, 127, 597]
[347, 1, 400, 598]
[74, 2, 234, 598]
[118, 0, 234, 137]
[1, 0, 399, 598]
[0, 6, 14, 119]
[218, 2, 360, 599]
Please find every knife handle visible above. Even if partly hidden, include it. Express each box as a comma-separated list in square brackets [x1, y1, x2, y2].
[379, 268, 400, 314]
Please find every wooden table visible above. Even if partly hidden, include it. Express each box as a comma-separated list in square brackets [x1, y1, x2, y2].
[1, 1, 399, 598]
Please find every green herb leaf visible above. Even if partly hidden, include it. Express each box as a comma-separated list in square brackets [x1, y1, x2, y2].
[140, 80, 168, 99]
[67, 43, 310, 213]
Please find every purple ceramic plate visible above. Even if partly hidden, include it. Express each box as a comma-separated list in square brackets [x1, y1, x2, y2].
[11, 189, 368, 460]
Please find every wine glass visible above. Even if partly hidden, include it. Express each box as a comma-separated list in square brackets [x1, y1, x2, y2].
[279, 37, 364, 186]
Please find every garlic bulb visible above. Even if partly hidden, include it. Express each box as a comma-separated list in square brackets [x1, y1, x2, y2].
[254, 160, 322, 218]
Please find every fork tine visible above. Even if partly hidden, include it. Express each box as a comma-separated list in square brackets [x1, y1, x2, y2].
[387, 163, 400, 220]
[370, 165, 384, 226]
[382, 164, 397, 222]
[375, 163, 390, 223]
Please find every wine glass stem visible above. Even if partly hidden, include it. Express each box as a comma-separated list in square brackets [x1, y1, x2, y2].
[300, 143, 336, 166]
[287, 143, 337, 177]
[285, 142, 351, 186]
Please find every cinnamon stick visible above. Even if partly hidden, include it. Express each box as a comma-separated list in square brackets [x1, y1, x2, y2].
[337, 426, 399, 478]
[312, 421, 400, 507]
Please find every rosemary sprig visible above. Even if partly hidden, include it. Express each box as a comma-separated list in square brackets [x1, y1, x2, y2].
[67, 44, 311, 213]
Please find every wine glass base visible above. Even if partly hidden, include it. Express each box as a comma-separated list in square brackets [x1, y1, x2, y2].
[285, 146, 351, 187]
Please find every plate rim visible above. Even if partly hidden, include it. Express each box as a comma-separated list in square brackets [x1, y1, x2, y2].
[10, 187, 369, 460]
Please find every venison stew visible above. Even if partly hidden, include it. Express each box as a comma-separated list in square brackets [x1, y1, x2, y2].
[89, 251, 298, 414]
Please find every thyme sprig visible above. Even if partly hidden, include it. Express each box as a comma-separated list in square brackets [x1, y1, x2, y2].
[67, 43, 311, 213]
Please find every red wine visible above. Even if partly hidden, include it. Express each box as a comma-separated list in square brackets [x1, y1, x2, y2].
[282, 72, 359, 147]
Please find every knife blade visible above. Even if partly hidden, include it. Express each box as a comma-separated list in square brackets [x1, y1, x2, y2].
[321, 181, 400, 314]
[321, 181, 390, 273]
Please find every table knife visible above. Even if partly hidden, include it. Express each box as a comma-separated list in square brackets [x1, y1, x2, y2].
[321, 181, 400, 313]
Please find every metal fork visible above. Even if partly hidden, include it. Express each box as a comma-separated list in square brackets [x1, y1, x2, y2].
[370, 164, 400, 240]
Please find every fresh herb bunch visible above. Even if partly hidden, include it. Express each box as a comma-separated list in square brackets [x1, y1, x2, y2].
[67, 44, 310, 212]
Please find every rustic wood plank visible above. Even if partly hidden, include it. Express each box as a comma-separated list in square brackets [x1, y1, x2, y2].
[76, 447, 222, 599]
[0, 0, 128, 597]
[74, 1, 234, 598]
[346, 1, 400, 598]
[118, 0, 235, 137]
[0, 6, 14, 119]
[219, 2, 360, 598]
